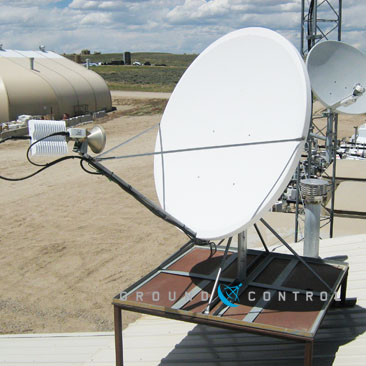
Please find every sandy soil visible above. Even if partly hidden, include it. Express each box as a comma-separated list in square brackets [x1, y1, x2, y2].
[0, 107, 187, 334]
[0, 94, 365, 334]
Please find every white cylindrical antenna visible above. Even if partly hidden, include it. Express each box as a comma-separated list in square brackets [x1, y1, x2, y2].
[300, 179, 329, 258]
[39, 45, 46, 52]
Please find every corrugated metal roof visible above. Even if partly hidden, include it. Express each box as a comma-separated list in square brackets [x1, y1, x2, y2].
[0, 49, 63, 59]
[1, 234, 365, 365]
[0, 49, 111, 122]
[0, 332, 116, 365]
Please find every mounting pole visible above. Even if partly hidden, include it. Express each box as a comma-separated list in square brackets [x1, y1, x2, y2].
[297, 0, 342, 242]
[294, 163, 301, 242]
[330, 114, 338, 238]
[300, 179, 329, 257]
[237, 230, 247, 282]
[338, 0, 343, 41]
[325, 109, 335, 164]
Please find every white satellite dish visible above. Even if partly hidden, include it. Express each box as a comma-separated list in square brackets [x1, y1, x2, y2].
[307, 40, 366, 114]
[154, 27, 311, 240]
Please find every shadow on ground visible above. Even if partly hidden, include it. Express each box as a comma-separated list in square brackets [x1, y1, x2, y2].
[158, 304, 366, 366]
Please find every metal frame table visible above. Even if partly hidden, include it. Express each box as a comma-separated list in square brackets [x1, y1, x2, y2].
[113, 242, 350, 366]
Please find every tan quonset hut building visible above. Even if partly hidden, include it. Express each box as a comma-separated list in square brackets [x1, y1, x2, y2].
[0, 48, 112, 122]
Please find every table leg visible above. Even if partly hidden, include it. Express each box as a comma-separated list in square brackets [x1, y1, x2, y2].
[304, 341, 313, 366]
[336, 270, 357, 307]
[114, 306, 123, 366]
[340, 270, 348, 305]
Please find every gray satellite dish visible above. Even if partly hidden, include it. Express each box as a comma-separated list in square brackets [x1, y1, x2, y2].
[307, 41, 366, 114]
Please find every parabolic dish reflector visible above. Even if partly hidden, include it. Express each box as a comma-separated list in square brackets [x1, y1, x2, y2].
[154, 27, 311, 240]
[307, 40, 366, 114]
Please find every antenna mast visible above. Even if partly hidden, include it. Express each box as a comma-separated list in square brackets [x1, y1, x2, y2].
[295, 0, 343, 242]
[301, 0, 342, 56]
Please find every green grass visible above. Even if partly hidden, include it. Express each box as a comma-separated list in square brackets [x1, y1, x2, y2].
[91, 64, 188, 92]
[64, 52, 197, 92]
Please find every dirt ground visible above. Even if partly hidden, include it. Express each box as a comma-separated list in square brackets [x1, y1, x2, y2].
[0, 99, 187, 334]
[0, 94, 365, 334]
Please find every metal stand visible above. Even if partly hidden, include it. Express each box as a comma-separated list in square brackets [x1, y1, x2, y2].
[114, 305, 123, 366]
[295, 0, 342, 243]
[260, 218, 332, 292]
[113, 239, 352, 366]
[304, 341, 314, 366]
[325, 110, 334, 164]
[254, 224, 269, 252]
[334, 269, 357, 307]
[294, 110, 339, 243]
[114, 304, 317, 366]
[323, 110, 338, 238]
[237, 230, 247, 282]
[330, 114, 338, 238]
[295, 163, 301, 243]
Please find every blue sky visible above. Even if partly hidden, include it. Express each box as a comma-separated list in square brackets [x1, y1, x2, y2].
[0, 0, 365, 55]
[54, 0, 73, 8]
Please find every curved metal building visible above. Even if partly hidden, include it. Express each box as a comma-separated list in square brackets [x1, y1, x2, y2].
[0, 49, 112, 122]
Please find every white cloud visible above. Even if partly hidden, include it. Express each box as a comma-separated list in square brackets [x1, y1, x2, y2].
[167, 0, 233, 24]
[80, 12, 112, 24]
[0, 0, 365, 54]
[99, 1, 117, 9]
